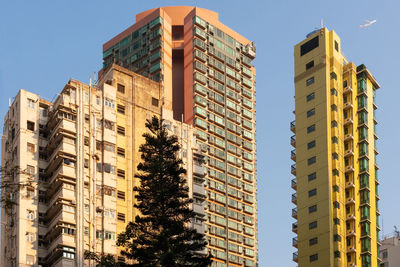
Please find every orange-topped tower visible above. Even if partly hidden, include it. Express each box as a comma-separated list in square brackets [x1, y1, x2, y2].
[102, 6, 257, 266]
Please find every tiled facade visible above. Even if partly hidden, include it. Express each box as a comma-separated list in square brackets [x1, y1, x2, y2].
[102, 7, 258, 266]
[292, 28, 380, 267]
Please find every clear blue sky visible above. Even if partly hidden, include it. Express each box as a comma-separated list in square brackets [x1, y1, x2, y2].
[1, 0, 399, 266]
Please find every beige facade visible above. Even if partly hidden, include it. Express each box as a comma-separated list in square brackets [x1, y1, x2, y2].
[1, 64, 206, 266]
[379, 232, 400, 267]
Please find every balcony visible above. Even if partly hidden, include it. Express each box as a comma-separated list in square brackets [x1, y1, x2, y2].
[347, 246, 357, 253]
[291, 178, 297, 190]
[48, 164, 76, 185]
[292, 207, 297, 219]
[345, 181, 355, 189]
[346, 198, 356, 205]
[48, 142, 76, 164]
[291, 164, 296, 176]
[290, 135, 296, 147]
[344, 118, 353, 126]
[344, 86, 353, 94]
[291, 149, 296, 161]
[345, 166, 355, 174]
[344, 149, 354, 158]
[343, 102, 353, 110]
[292, 222, 298, 233]
[193, 163, 205, 177]
[346, 214, 356, 221]
[293, 252, 298, 262]
[291, 193, 297, 204]
[292, 237, 298, 248]
[290, 120, 296, 133]
[347, 230, 356, 237]
[344, 133, 354, 141]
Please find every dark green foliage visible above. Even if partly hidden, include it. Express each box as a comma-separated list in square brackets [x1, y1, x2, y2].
[117, 116, 211, 266]
[84, 251, 127, 267]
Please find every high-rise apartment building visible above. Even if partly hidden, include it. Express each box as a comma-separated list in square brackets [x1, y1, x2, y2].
[1, 65, 206, 266]
[291, 28, 380, 267]
[102, 6, 257, 266]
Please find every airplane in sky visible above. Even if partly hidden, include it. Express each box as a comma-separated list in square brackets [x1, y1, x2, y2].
[360, 19, 377, 28]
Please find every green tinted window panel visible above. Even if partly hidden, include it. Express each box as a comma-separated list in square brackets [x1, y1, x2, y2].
[149, 17, 163, 28]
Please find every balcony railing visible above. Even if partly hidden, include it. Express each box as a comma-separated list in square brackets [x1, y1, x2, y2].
[292, 222, 298, 233]
[292, 207, 297, 219]
[291, 164, 296, 175]
[292, 237, 298, 248]
[291, 178, 297, 190]
[293, 252, 298, 262]
[290, 135, 296, 147]
[291, 149, 296, 161]
[290, 120, 296, 133]
[291, 193, 297, 204]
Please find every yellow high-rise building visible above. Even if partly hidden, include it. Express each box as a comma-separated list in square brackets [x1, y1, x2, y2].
[291, 28, 381, 267]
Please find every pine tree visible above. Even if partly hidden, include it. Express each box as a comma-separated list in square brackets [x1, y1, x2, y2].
[117, 116, 211, 266]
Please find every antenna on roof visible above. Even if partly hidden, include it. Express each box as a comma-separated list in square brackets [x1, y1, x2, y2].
[9, 98, 11, 107]
[321, 18, 323, 29]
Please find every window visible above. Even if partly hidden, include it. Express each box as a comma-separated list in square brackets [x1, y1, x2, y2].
[331, 104, 337, 111]
[331, 88, 338, 96]
[333, 218, 340, 225]
[332, 152, 339, 160]
[332, 169, 339, 176]
[309, 221, 317, 229]
[117, 83, 125, 93]
[27, 143, 35, 153]
[308, 189, 317, 197]
[117, 104, 125, 114]
[26, 255, 34, 265]
[343, 80, 348, 88]
[152, 97, 159, 107]
[27, 210, 34, 220]
[306, 77, 315, 86]
[307, 108, 315, 118]
[104, 98, 115, 109]
[333, 201, 340, 208]
[309, 205, 317, 213]
[335, 41, 339, 52]
[330, 72, 337, 80]
[332, 136, 338, 144]
[334, 234, 342, 242]
[117, 191, 125, 201]
[331, 120, 337, 127]
[27, 121, 35, 131]
[333, 185, 339, 192]
[26, 232, 34, 242]
[301, 36, 319, 56]
[308, 156, 316, 165]
[306, 60, 314, 70]
[26, 165, 35, 175]
[306, 92, 315, 102]
[27, 98, 35, 109]
[117, 169, 125, 179]
[307, 124, 315, 133]
[117, 125, 125, 135]
[308, 172, 316, 181]
[307, 140, 316, 149]
[334, 251, 341, 258]
[118, 212, 126, 222]
[104, 120, 115, 130]
[309, 237, 318, 246]
[117, 147, 125, 158]
[310, 253, 318, 262]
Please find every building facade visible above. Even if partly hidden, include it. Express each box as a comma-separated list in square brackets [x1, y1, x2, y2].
[379, 231, 400, 267]
[102, 6, 258, 266]
[1, 64, 206, 266]
[291, 28, 381, 267]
